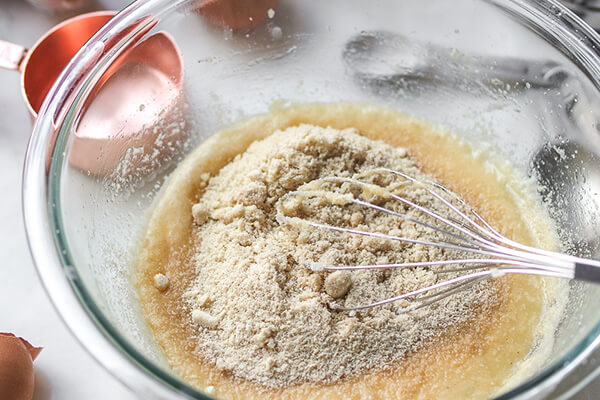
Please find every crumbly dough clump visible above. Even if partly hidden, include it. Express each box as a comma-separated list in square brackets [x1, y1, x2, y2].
[185, 124, 498, 387]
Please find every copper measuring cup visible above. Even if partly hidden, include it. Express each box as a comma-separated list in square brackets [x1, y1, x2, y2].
[0, 2, 284, 177]
[0, 11, 185, 177]
[0, 11, 118, 119]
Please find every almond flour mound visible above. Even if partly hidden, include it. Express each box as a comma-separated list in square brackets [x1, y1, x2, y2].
[185, 124, 499, 387]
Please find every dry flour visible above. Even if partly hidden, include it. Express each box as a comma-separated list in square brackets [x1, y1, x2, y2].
[184, 124, 499, 387]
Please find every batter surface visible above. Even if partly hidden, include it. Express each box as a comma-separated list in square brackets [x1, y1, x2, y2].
[136, 103, 568, 399]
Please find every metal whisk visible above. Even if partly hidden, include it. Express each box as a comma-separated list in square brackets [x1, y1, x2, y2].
[276, 167, 600, 312]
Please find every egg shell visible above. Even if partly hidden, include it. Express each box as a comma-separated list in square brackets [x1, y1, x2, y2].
[0, 333, 42, 400]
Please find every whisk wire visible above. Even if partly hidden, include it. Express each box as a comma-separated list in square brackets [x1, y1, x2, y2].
[361, 169, 576, 271]
[332, 271, 492, 312]
[276, 168, 599, 311]
[383, 167, 582, 266]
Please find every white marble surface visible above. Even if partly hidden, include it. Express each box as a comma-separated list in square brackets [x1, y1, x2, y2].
[1, 0, 600, 399]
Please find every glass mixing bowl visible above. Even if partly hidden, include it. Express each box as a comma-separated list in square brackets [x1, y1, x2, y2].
[21, 0, 600, 398]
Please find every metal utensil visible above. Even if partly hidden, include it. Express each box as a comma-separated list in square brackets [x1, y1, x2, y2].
[0, 11, 184, 177]
[343, 31, 571, 94]
[0, 11, 117, 118]
[277, 167, 600, 312]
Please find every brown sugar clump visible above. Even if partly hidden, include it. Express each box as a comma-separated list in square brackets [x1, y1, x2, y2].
[324, 271, 352, 299]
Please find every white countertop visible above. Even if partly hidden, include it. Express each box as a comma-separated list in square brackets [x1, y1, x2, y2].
[1, 0, 599, 399]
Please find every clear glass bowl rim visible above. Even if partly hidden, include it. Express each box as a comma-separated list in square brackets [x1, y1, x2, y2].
[21, 0, 600, 398]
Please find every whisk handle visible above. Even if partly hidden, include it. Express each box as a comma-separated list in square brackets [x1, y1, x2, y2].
[574, 262, 600, 283]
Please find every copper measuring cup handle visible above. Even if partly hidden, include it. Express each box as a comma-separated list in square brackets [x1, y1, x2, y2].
[0, 40, 27, 72]
[0, 11, 119, 118]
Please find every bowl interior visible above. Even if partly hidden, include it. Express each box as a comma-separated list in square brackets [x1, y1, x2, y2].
[48, 0, 600, 398]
